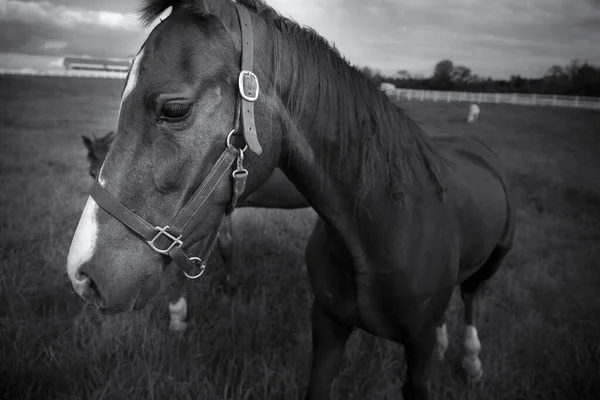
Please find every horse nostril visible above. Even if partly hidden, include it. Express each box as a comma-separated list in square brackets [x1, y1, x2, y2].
[81, 277, 103, 306]
[74, 269, 103, 306]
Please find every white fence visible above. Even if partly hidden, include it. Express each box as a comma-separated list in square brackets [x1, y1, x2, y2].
[2, 69, 599, 110]
[0, 68, 127, 80]
[387, 88, 600, 110]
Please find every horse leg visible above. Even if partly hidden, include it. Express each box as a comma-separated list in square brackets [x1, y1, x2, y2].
[401, 324, 437, 400]
[218, 215, 236, 296]
[167, 265, 188, 332]
[434, 311, 449, 361]
[305, 303, 353, 400]
[460, 245, 510, 381]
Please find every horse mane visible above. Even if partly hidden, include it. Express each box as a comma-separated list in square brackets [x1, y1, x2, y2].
[139, 0, 446, 204]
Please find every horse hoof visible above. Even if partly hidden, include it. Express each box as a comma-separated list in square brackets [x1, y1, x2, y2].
[462, 356, 483, 382]
[466, 368, 483, 383]
[169, 320, 188, 332]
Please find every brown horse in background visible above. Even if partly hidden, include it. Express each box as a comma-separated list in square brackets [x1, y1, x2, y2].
[82, 131, 309, 330]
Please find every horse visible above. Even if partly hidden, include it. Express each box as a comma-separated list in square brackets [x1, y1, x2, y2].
[66, 1, 515, 399]
[379, 82, 396, 95]
[81, 131, 309, 330]
[467, 103, 480, 123]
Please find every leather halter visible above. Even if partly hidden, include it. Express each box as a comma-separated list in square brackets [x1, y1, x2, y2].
[89, 4, 261, 279]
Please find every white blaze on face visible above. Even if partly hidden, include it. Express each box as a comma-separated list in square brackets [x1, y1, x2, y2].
[123, 49, 145, 102]
[98, 49, 145, 187]
[67, 49, 146, 292]
[117, 48, 145, 120]
[66, 197, 100, 295]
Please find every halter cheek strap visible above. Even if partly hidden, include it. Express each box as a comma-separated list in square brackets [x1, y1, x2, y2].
[236, 5, 262, 155]
[88, 4, 260, 279]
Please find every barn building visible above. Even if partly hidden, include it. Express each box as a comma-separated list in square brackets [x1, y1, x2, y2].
[63, 57, 132, 73]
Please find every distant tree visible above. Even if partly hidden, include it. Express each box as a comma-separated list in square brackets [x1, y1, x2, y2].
[565, 59, 580, 82]
[360, 66, 376, 80]
[545, 65, 565, 78]
[451, 65, 472, 90]
[432, 60, 454, 89]
[374, 59, 599, 96]
[452, 65, 472, 82]
[570, 62, 600, 96]
[543, 65, 568, 94]
[433, 60, 453, 79]
[359, 66, 384, 85]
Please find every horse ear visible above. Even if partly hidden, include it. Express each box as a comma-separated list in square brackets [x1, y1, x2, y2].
[82, 135, 94, 153]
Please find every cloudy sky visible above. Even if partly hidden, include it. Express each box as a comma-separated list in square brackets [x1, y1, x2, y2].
[0, 0, 599, 78]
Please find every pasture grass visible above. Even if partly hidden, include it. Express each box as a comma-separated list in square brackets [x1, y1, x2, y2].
[1, 76, 600, 399]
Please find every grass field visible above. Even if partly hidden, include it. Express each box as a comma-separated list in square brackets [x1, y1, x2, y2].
[1, 75, 599, 400]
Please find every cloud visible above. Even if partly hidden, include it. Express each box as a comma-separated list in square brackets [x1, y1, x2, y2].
[0, 0, 139, 30]
[0, 0, 598, 78]
[43, 40, 67, 50]
[0, 0, 148, 57]
[301, 0, 600, 78]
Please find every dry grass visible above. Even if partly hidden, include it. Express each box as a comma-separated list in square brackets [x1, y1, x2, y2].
[1, 76, 599, 399]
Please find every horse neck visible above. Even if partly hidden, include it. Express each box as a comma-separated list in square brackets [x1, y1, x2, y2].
[257, 25, 443, 225]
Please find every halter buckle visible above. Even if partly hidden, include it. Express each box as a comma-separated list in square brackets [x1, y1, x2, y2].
[147, 225, 183, 255]
[238, 70, 259, 102]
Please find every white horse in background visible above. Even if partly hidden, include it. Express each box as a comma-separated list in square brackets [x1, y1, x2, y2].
[467, 104, 480, 123]
[379, 82, 396, 94]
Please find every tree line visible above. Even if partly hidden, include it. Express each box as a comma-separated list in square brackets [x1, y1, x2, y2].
[361, 59, 600, 97]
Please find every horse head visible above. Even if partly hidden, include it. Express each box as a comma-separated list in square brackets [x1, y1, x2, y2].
[82, 132, 115, 179]
[67, 0, 282, 313]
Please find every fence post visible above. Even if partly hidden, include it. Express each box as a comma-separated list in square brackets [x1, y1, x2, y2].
[447, 91, 451, 103]
[532, 93, 536, 106]
[512, 93, 517, 104]
[420, 90, 425, 101]
[433, 91, 438, 102]
[478, 92, 483, 102]
[575, 96, 579, 108]
[495, 93, 500, 104]
[407, 89, 412, 100]
[552, 94, 557, 107]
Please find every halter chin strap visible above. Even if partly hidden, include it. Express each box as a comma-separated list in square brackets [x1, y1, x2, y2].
[89, 4, 260, 279]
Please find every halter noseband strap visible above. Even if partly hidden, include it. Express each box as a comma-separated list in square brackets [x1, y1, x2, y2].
[89, 4, 261, 279]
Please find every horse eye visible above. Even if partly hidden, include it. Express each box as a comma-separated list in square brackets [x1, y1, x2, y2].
[159, 102, 192, 122]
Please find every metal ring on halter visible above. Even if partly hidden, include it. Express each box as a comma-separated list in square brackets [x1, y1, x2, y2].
[184, 257, 206, 279]
[232, 168, 248, 178]
[226, 129, 248, 153]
